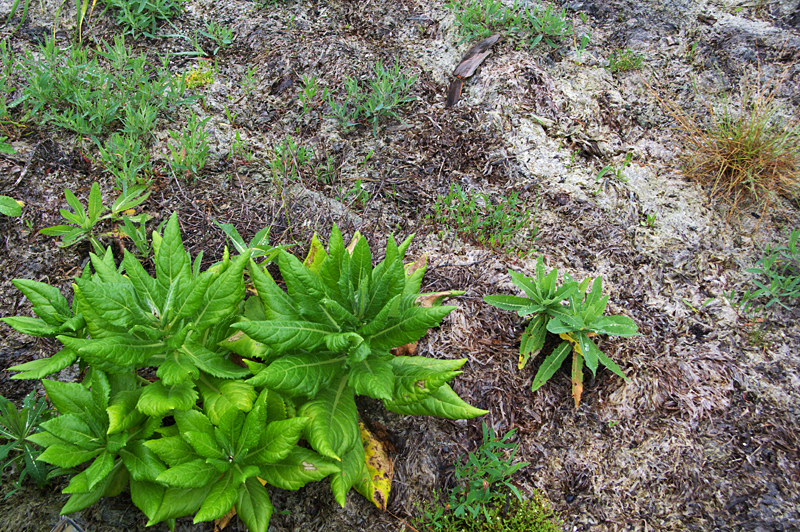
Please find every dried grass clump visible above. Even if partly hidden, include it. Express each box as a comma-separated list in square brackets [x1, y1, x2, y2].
[668, 81, 800, 214]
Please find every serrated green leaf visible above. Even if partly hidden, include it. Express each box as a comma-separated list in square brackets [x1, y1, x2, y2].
[258, 447, 340, 490]
[368, 302, 454, 351]
[8, 348, 77, 380]
[156, 350, 199, 386]
[531, 341, 572, 392]
[137, 380, 197, 417]
[194, 252, 249, 331]
[298, 380, 359, 461]
[237, 476, 273, 532]
[198, 377, 257, 425]
[248, 260, 301, 320]
[58, 335, 165, 371]
[41, 414, 102, 450]
[384, 383, 487, 419]
[144, 435, 197, 467]
[120, 440, 167, 482]
[155, 212, 191, 295]
[181, 340, 250, 380]
[10, 279, 72, 325]
[246, 352, 346, 398]
[0, 316, 61, 337]
[147, 486, 210, 525]
[278, 251, 330, 321]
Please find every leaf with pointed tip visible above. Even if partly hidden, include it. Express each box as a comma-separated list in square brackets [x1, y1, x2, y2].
[348, 356, 394, 401]
[144, 436, 197, 467]
[249, 417, 308, 464]
[385, 383, 487, 419]
[130, 479, 165, 521]
[120, 440, 166, 482]
[390, 356, 465, 405]
[36, 443, 102, 468]
[232, 320, 336, 355]
[10, 279, 72, 326]
[8, 348, 77, 380]
[237, 476, 273, 532]
[155, 213, 191, 294]
[42, 379, 92, 415]
[330, 443, 369, 508]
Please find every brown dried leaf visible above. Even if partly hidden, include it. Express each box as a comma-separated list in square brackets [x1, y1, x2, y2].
[214, 507, 236, 532]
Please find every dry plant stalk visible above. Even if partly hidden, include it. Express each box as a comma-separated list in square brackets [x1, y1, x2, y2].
[654, 75, 800, 216]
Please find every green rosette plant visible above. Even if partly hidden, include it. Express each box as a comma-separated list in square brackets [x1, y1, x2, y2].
[485, 257, 640, 407]
[231, 226, 487, 505]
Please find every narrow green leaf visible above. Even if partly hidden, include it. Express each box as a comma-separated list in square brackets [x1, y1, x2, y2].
[577, 332, 600, 376]
[531, 341, 572, 392]
[247, 259, 301, 320]
[155, 212, 191, 294]
[483, 294, 534, 312]
[8, 348, 77, 379]
[232, 320, 336, 355]
[589, 315, 640, 337]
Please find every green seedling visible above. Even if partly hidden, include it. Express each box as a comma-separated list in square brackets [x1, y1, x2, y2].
[739, 228, 800, 311]
[606, 49, 643, 73]
[39, 183, 150, 255]
[485, 257, 639, 407]
[167, 112, 211, 180]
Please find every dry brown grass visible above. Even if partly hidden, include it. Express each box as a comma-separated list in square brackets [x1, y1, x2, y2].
[661, 78, 800, 215]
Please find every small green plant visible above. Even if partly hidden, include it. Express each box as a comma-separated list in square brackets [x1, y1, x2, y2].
[104, 0, 184, 37]
[484, 257, 639, 407]
[167, 112, 211, 180]
[230, 130, 253, 162]
[118, 215, 152, 258]
[639, 211, 657, 228]
[595, 152, 632, 194]
[0, 195, 23, 217]
[449, 423, 529, 522]
[298, 74, 329, 115]
[335, 179, 370, 209]
[97, 133, 152, 192]
[606, 49, 643, 73]
[269, 136, 313, 183]
[432, 184, 533, 250]
[39, 182, 150, 255]
[242, 66, 258, 97]
[199, 20, 235, 55]
[20, 36, 192, 137]
[0, 391, 58, 497]
[316, 154, 338, 184]
[575, 32, 591, 59]
[327, 60, 416, 134]
[214, 221, 284, 264]
[447, 0, 572, 48]
[739, 228, 800, 311]
[183, 63, 215, 89]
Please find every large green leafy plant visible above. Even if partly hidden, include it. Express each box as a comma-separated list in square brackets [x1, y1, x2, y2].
[1, 215, 485, 529]
[485, 257, 639, 407]
[231, 227, 487, 505]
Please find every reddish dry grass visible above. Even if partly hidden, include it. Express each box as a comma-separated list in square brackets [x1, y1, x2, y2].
[661, 80, 800, 215]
